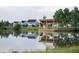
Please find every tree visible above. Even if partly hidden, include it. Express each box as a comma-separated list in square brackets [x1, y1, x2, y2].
[13, 24, 21, 31]
[53, 7, 79, 29]
[53, 8, 70, 24]
[0, 21, 5, 32]
[53, 9, 64, 23]
[70, 7, 79, 28]
[74, 7, 79, 24]
[63, 8, 70, 24]
[74, 7, 78, 12]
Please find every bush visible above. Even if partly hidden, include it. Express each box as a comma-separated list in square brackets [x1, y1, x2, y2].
[13, 24, 21, 31]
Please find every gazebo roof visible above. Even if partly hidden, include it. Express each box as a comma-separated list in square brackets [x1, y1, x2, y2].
[39, 19, 56, 24]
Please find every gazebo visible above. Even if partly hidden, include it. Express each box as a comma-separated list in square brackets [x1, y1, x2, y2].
[39, 19, 57, 32]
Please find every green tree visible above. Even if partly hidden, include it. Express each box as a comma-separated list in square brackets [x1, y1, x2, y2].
[53, 9, 64, 23]
[0, 21, 5, 32]
[53, 8, 70, 24]
[53, 7, 79, 29]
[63, 8, 70, 24]
[13, 24, 21, 31]
[70, 7, 79, 29]
[74, 7, 79, 28]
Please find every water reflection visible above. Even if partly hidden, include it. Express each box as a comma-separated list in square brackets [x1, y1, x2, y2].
[0, 31, 53, 52]
[13, 31, 21, 37]
[0, 31, 79, 52]
[0, 31, 13, 38]
[19, 32, 38, 39]
[55, 32, 79, 47]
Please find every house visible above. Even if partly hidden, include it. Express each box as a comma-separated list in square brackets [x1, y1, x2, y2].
[19, 19, 39, 27]
[27, 19, 39, 27]
[20, 20, 28, 27]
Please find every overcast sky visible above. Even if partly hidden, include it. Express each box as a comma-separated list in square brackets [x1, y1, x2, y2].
[0, 6, 77, 22]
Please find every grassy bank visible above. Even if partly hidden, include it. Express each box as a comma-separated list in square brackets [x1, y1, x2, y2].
[21, 27, 39, 32]
[10, 46, 79, 53]
[57, 28, 79, 32]
[25, 46, 79, 53]
[41, 46, 79, 53]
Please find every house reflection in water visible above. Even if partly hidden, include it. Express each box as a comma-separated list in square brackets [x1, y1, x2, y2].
[19, 32, 38, 39]
[19, 31, 59, 50]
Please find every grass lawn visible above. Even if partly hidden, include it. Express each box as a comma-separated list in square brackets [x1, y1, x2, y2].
[21, 27, 39, 32]
[41, 46, 79, 53]
[26, 46, 79, 53]
[24, 46, 79, 53]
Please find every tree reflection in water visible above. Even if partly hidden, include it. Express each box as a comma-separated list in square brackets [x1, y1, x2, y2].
[0, 31, 13, 38]
[55, 32, 79, 47]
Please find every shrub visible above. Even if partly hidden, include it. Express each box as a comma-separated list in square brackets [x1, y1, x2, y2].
[13, 24, 21, 31]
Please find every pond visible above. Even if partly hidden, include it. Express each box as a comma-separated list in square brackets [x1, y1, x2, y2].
[0, 31, 79, 53]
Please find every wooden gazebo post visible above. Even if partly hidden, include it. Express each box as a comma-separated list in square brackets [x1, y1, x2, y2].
[46, 19, 47, 41]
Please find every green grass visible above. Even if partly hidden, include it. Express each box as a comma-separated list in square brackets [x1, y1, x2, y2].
[21, 27, 39, 32]
[24, 46, 79, 53]
[41, 46, 79, 53]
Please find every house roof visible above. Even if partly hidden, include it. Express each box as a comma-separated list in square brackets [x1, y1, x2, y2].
[14, 21, 19, 23]
[21, 20, 27, 23]
[27, 19, 37, 22]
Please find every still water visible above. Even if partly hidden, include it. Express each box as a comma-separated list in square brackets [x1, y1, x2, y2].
[0, 31, 79, 53]
[0, 31, 55, 53]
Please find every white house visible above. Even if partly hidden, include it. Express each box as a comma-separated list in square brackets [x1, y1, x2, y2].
[19, 20, 28, 27]
[27, 19, 39, 27]
[18, 19, 39, 27]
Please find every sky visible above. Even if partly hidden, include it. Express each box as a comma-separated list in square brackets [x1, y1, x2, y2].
[0, 6, 77, 22]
